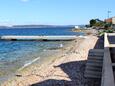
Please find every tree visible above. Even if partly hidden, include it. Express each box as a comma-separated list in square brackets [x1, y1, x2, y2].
[90, 19, 96, 27]
[89, 19, 105, 27]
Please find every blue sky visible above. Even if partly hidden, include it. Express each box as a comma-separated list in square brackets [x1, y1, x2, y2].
[0, 0, 115, 25]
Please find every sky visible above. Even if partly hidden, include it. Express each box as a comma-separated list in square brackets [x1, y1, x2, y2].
[0, 0, 115, 25]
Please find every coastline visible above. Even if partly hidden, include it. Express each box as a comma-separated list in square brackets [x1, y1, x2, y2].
[72, 28, 98, 35]
[0, 40, 75, 84]
[1, 34, 99, 86]
[0, 38, 78, 84]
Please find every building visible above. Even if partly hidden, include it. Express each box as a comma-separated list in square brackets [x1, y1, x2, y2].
[75, 26, 79, 29]
[105, 17, 115, 29]
[105, 17, 115, 24]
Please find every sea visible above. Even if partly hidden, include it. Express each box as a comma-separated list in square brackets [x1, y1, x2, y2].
[0, 27, 84, 83]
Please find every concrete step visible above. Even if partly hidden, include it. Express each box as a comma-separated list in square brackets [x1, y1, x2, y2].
[89, 53, 104, 57]
[89, 49, 104, 53]
[86, 66, 102, 72]
[88, 56, 103, 60]
[87, 59, 103, 64]
[89, 49, 104, 57]
[85, 70, 101, 76]
[84, 49, 103, 79]
[86, 62, 102, 67]
[85, 70, 102, 78]
[84, 72, 101, 78]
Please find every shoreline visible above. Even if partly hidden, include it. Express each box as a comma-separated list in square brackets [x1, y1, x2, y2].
[72, 28, 98, 35]
[0, 38, 78, 84]
[1, 35, 99, 86]
[0, 41, 71, 84]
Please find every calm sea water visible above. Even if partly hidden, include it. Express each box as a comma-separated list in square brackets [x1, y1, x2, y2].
[0, 27, 82, 36]
[0, 27, 84, 83]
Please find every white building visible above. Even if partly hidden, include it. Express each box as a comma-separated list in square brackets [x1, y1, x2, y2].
[112, 17, 115, 24]
[75, 26, 79, 29]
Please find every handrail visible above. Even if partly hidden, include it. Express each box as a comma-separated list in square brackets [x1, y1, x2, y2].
[104, 33, 110, 47]
[101, 33, 115, 86]
[109, 44, 115, 47]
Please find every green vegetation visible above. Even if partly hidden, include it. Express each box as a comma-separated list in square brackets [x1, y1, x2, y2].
[99, 29, 114, 36]
[104, 23, 112, 29]
[89, 18, 114, 36]
[89, 19, 105, 27]
[89, 19, 112, 29]
[90, 19, 96, 27]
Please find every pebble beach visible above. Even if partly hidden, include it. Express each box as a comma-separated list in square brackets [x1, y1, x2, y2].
[1, 34, 99, 86]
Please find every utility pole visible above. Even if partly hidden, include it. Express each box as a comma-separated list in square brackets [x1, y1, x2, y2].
[108, 11, 111, 18]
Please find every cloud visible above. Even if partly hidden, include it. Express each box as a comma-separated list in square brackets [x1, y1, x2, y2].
[21, 0, 29, 2]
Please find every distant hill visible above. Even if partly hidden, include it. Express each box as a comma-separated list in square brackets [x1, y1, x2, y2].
[0, 26, 9, 29]
[10, 25, 75, 28]
[0, 25, 84, 29]
[12, 25, 57, 28]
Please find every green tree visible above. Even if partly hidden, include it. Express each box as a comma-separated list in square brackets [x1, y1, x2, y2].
[89, 19, 105, 27]
[90, 19, 96, 27]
